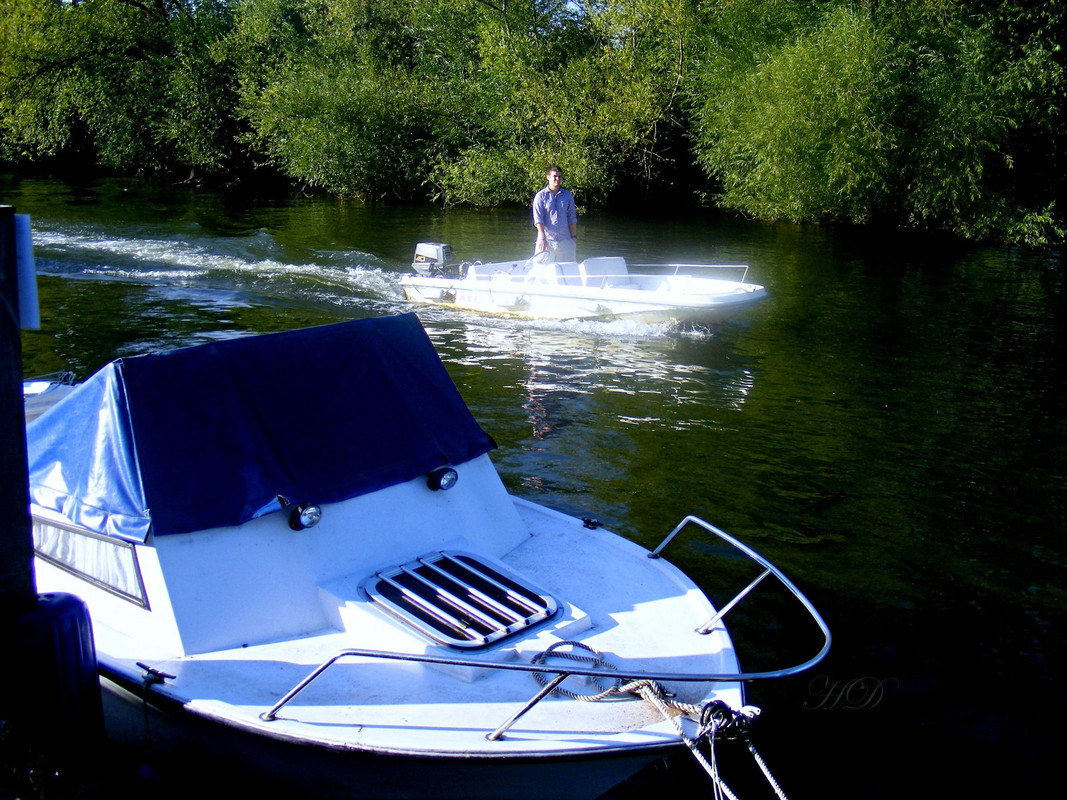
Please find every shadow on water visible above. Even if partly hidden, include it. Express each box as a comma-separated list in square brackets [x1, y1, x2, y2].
[3, 174, 1065, 799]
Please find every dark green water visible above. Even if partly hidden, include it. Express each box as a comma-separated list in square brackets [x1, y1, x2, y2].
[4, 174, 1065, 798]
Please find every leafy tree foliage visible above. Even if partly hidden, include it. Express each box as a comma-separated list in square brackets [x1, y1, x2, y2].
[227, 0, 436, 199]
[0, 0, 1063, 242]
[429, 0, 697, 206]
[0, 0, 243, 178]
[897, 6, 1064, 243]
[687, 0, 1064, 244]
[691, 5, 898, 222]
[162, 3, 244, 176]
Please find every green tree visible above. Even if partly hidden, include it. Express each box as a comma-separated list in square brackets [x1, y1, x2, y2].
[897, 10, 1064, 243]
[161, 3, 245, 178]
[687, 0, 1064, 244]
[0, 0, 243, 178]
[228, 0, 444, 199]
[430, 0, 699, 207]
[2, 0, 1061, 242]
[690, 4, 897, 222]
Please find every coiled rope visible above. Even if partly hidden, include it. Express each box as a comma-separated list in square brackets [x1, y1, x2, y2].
[531, 641, 789, 800]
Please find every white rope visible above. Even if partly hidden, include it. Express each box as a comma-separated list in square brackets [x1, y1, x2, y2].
[747, 740, 790, 800]
[633, 678, 740, 800]
[530, 641, 788, 800]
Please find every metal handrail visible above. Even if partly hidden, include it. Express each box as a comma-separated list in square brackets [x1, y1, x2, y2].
[470, 263, 753, 286]
[261, 515, 830, 728]
[650, 515, 831, 669]
[633, 262, 752, 281]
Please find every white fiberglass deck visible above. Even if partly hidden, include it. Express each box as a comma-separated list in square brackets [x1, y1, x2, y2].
[42, 497, 741, 759]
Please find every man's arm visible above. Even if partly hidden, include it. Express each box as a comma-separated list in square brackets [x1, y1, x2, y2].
[532, 190, 548, 251]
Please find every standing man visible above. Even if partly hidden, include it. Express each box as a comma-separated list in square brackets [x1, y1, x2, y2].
[532, 165, 577, 263]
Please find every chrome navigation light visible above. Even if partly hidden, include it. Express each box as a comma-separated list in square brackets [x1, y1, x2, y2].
[427, 467, 458, 491]
[289, 502, 322, 530]
[277, 495, 323, 530]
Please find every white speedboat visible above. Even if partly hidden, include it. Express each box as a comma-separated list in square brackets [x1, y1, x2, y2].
[400, 243, 767, 323]
[26, 313, 827, 799]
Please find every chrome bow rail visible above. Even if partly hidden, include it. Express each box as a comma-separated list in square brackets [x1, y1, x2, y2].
[650, 514, 831, 666]
[260, 515, 831, 738]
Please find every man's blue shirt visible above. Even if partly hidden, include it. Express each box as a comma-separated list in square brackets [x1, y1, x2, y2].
[532, 186, 577, 241]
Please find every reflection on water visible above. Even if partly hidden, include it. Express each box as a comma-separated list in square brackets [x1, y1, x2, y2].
[420, 320, 761, 526]
[5, 174, 1066, 799]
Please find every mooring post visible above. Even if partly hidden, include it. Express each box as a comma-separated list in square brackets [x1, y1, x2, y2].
[0, 204, 103, 756]
[0, 204, 35, 613]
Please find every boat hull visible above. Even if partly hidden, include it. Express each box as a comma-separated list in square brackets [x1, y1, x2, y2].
[399, 254, 767, 324]
[400, 276, 766, 323]
[32, 491, 744, 800]
[23, 372, 76, 421]
[98, 663, 676, 800]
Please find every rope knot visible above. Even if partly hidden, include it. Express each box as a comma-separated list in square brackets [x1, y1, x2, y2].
[699, 699, 761, 741]
[530, 641, 623, 700]
[525, 645, 786, 798]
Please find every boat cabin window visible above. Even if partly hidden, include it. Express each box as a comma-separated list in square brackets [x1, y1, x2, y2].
[364, 551, 558, 648]
[33, 521, 148, 608]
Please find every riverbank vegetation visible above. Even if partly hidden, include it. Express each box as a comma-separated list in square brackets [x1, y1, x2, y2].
[0, 1, 1063, 244]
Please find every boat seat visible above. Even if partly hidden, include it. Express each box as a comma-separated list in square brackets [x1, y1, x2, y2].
[554, 261, 582, 286]
[579, 257, 627, 288]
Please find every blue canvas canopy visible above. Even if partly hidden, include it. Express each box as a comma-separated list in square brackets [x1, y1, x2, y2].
[27, 314, 496, 542]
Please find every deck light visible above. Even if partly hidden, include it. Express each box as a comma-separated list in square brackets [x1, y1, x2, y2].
[427, 467, 459, 491]
[278, 496, 323, 530]
[290, 503, 322, 530]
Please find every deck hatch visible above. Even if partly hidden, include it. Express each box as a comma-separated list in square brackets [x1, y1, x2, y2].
[364, 551, 558, 648]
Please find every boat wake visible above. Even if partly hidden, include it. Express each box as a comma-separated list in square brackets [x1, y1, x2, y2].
[30, 226, 404, 305]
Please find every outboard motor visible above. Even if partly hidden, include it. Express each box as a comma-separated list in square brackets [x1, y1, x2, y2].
[412, 243, 458, 277]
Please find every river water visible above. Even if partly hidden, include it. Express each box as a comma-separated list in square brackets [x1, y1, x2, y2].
[4, 174, 1065, 798]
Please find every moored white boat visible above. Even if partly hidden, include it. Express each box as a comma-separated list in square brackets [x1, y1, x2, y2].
[26, 313, 827, 799]
[22, 371, 76, 422]
[400, 243, 767, 323]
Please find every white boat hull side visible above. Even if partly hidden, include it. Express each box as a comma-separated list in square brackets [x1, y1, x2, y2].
[32, 490, 745, 800]
[97, 665, 678, 800]
[401, 276, 766, 323]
